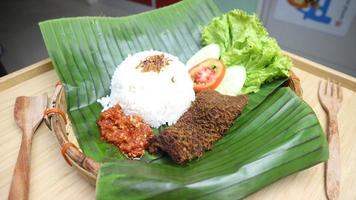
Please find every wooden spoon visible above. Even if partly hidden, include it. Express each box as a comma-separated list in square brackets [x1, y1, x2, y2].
[8, 94, 47, 200]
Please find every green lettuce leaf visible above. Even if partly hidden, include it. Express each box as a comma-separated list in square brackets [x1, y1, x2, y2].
[202, 10, 292, 93]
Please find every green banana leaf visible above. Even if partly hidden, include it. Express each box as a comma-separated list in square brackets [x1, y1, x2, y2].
[40, 0, 223, 162]
[39, 0, 328, 199]
[97, 88, 328, 200]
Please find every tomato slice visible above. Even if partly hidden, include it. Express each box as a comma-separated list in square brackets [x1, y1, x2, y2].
[189, 59, 225, 92]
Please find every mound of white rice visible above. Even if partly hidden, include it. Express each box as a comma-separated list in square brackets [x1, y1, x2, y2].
[98, 50, 195, 128]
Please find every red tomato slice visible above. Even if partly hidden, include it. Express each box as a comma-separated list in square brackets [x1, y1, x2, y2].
[189, 59, 225, 92]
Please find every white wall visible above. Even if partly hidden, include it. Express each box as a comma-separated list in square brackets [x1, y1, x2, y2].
[259, 0, 356, 77]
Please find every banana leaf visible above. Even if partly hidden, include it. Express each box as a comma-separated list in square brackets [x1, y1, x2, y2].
[97, 88, 328, 200]
[40, 0, 224, 162]
[39, 0, 328, 199]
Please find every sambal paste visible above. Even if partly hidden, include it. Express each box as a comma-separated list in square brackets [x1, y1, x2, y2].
[97, 105, 153, 159]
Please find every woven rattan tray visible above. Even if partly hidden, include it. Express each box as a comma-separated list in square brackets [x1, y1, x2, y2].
[44, 71, 302, 185]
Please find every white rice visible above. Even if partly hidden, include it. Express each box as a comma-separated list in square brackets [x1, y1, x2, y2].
[98, 50, 195, 128]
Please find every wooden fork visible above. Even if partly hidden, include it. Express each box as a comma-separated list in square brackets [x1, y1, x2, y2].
[318, 79, 342, 200]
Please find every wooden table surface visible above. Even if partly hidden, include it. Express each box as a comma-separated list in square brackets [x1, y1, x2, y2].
[1, 54, 356, 199]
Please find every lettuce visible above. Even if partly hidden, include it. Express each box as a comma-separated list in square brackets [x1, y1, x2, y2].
[202, 10, 292, 93]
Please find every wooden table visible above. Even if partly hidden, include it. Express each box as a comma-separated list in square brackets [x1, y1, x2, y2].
[1, 53, 355, 200]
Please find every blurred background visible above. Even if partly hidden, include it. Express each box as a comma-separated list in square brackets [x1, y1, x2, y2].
[0, 0, 355, 77]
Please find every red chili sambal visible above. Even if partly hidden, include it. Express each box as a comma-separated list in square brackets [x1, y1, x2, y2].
[97, 105, 153, 159]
